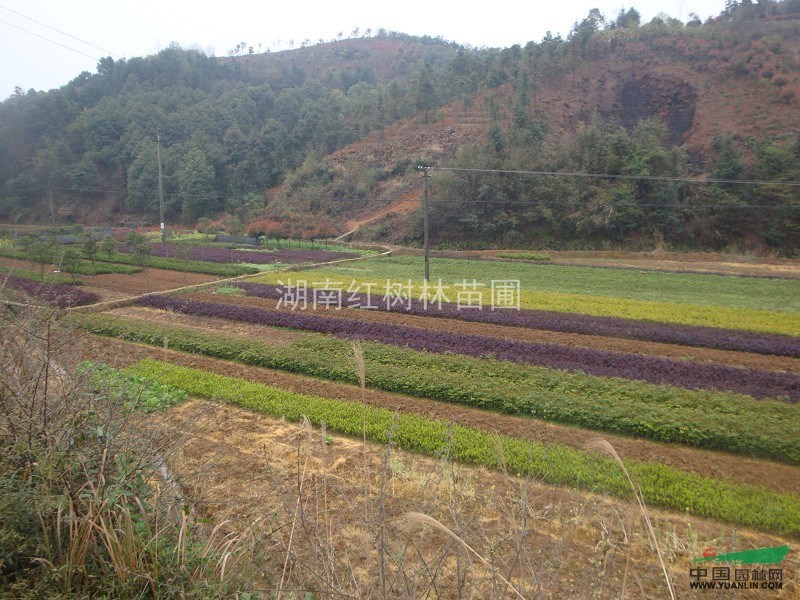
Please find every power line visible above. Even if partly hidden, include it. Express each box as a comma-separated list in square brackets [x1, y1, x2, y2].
[0, 17, 100, 61]
[14, 186, 241, 199]
[13, 185, 800, 210]
[433, 166, 800, 187]
[0, 3, 119, 58]
[429, 198, 800, 208]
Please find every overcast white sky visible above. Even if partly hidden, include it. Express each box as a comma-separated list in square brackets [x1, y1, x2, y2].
[0, 0, 726, 98]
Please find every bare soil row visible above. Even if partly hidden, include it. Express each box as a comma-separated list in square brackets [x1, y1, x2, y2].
[0, 256, 217, 300]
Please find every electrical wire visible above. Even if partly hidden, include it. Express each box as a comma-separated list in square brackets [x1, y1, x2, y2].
[0, 17, 100, 61]
[432, 166, 800, 187]
[427, 198, 799, 208]
[0, 4, 119, 58]
[12, 185, 800, 210]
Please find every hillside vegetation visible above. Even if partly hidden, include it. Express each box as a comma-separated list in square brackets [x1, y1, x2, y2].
[1, 1, 800, 253]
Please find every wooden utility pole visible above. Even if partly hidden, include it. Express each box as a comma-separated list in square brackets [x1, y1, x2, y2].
[156, 130, 166, 245]
[47, 185, 54, 226]
[419, 166, 431, 281]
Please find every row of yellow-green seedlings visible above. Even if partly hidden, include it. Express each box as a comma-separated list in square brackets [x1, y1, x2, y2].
[251, 270, 800, 336]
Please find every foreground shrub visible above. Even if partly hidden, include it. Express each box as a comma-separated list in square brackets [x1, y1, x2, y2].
[0, 310, 254, 597]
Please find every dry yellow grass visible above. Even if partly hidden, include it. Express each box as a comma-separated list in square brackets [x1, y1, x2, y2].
[145, 399, 799, 598]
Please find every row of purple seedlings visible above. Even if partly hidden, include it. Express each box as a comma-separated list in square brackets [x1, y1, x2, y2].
[230, 282, 800, 358]
[116, 244, 357, 265]
[136, 294, 800, 402]
[2, 274, 100, 307]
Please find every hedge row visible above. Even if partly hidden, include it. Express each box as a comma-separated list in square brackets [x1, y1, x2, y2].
[117, 244, 357, 265]
[107, 251, 259, 277]
[1, 248, 141, 275]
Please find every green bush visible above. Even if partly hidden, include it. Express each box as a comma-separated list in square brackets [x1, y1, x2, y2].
[2, 248, 141, 275]
[3, 245, 256, 277]
[215, 285, 245, 296]
[76, 361, 187, 412]
[108, 251, 259, 277]
[0, 314, 255, 597]
[496, 251, 551, 261]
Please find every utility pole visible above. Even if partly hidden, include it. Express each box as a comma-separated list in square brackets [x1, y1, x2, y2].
[47, 184, 54, 226]
[418, 165, 431, 281]
[156, 130, 166, 245]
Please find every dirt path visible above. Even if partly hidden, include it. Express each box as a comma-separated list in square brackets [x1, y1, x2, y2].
[344, 191, 420, 232]
[76, 334, 800, 496]
[551, 256, 800, 279]
[179, 292, 800, 374]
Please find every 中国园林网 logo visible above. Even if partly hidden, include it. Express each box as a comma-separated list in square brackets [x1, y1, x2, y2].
[688, 545, 790, 591]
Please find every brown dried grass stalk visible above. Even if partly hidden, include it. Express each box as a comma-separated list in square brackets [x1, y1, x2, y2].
[588, 438, 677, 600]
[397, 511, 528, 600]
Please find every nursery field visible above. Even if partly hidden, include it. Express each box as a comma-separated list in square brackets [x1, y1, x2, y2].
[9, 248, 800, 595]
[251, 256, 800, 334]
[0, 240, 370, 302]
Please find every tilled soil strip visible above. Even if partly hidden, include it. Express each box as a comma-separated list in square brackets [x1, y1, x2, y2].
[550, 257, 800, 279]
[77, 333, 800, 497]
[105, 306, 310, 345]
[182, 292, 800, 374]
[0, 256, 218, 302]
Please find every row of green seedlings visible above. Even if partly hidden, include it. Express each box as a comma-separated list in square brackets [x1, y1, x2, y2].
[76, 361, 186, 411]
[106, 249, 258, 277]
[67, 314, 800, 465]
[496, 251, 552, 261]
[128, 358, 800, 538]
[2, 234, 139, 282]
[3, 231, 258, 279]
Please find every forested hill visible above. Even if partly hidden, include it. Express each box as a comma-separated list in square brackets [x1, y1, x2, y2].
[0, 33, 459, 226]
[1, 1, 800, 254]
